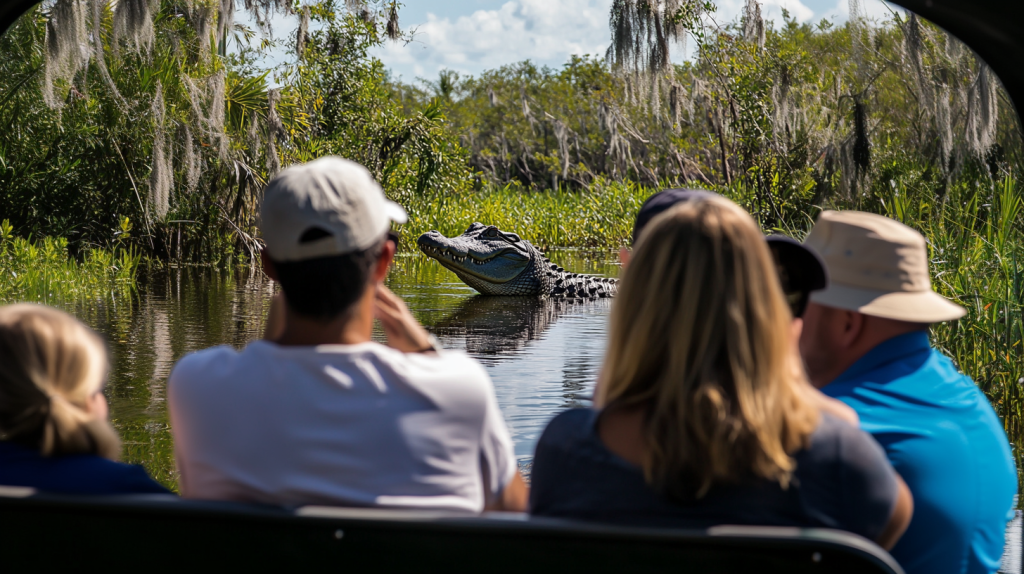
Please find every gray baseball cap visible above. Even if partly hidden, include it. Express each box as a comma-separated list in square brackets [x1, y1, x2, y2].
[259, 157, 407, 262]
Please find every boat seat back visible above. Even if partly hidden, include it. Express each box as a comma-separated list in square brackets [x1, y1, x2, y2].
[0, 487, 905, 573]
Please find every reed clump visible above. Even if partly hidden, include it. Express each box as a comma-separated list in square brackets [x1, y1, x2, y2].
[0, 220, 140, 306]
[400, 180, 649, 250]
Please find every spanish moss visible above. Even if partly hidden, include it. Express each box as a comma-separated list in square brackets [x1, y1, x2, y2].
[217, 0, 235, 49]
[149, 81, 172, 220]
[182, 124, 203, 193]
[43, 0, 89, 109]
[608, 0, 693, 77]
[266, 88, 284, 176]
[90, 0, 125, 106]
[296, 4, 310, 56]
[742, 0, 764, 50]
[668, 82, 684, 129]
[191, 2, 214, 55]
[385, 1, 399, 41]
[112, 0, 154, 54]
[967, 62, 999, 159]
[208, 69, 228, 161]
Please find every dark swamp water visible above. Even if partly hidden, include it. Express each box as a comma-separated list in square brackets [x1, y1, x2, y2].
[81, 249, 621, 491]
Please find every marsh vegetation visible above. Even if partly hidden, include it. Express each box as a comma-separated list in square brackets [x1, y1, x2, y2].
[0, 219, 139, 305]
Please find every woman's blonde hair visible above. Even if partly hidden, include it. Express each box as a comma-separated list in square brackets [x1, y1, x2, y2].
[597, 196, 818, 501]
[0, 304, 120, 460]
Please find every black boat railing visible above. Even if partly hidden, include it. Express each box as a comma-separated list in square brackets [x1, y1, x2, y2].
[0, 485, 908, 573]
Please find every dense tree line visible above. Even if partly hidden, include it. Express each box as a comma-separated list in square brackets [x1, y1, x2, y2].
[396, 4, 1020, 227]
[1, 0, 1020, 259]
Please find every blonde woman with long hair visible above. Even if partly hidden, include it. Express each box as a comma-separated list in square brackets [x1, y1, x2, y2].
[0, 304, 169, 495]
[529, 197, 912, 550]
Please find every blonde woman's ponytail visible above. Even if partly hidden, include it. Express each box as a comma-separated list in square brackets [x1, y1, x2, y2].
[42, 394, 121, 460]
[0, 304, 121, 460]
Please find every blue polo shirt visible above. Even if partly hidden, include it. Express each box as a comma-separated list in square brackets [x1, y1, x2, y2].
[822, 331, 1017, 574]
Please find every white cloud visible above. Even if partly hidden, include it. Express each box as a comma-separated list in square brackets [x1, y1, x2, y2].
[820, 0, 904, 23]
[373, 0, 613, 81]
[374, 0, 902, 81]
[713, 0, 815, 26]
[762, 0, 816, 22]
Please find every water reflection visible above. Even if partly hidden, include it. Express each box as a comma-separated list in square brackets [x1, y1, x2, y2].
[82, 250, 618, 491]
[482, 302, 611, 461]
[92, 268, 276, 488]
[432, 296, 607, 361]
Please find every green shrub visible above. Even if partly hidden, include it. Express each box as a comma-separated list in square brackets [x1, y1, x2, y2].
[0, 219, 139, 305]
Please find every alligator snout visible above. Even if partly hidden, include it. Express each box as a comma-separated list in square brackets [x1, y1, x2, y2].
[417, 231, 474, 265]
[418, 231, 465, 254]
[416, 230, 442, 246]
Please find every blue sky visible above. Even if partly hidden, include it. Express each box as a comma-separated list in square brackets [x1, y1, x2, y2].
[371, 0, 900, 83]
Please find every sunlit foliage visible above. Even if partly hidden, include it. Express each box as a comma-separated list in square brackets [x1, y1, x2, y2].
[0, 0, 467, 262]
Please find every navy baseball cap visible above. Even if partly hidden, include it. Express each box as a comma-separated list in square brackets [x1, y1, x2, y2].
[765, 234, 828, 317]
[632, 189, 718, 244]
[631, 189, 828, 317]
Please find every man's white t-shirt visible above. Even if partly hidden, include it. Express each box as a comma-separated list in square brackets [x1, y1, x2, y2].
[167, 341, 516, 512]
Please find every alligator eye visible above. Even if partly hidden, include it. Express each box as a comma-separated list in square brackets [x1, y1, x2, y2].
[485, 227, 499, 238]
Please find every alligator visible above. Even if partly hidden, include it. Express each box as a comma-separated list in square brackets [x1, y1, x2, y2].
[417, 223, 618, 298]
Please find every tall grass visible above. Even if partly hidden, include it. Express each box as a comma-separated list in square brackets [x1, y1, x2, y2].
[903, 178, 1024, 462]
[399, 180, 650, 250]
[0, 220, 140, 306]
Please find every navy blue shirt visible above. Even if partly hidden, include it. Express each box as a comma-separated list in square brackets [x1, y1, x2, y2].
[823, 331, 1017, 574]
[0, 441, 171, 496]
[530, 409, 898, 541]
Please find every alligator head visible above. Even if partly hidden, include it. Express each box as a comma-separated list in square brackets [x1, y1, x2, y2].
[417, 223, 619, 298]
[417, 222, 554, 296]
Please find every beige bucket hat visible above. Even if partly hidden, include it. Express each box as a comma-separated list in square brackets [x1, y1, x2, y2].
[804, 211, 965, 323]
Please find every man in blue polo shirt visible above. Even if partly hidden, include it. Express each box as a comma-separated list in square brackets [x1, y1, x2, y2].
[798, 211, 1017, 574]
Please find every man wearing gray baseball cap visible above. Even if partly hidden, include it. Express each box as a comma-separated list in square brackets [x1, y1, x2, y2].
[168, 157, 526, 512]
[799, 211, 1016, 574]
